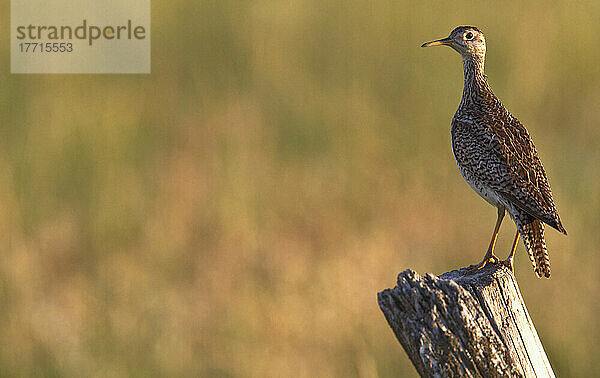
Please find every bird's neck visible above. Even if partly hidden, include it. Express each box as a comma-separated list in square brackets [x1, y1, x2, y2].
[459, 55, 490, 108]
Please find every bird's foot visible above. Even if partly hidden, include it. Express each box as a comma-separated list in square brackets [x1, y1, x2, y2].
[468, 254, 499, 273]
[499, 257, 514, 273]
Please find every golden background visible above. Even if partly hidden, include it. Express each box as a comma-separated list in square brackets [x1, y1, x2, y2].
[1, 1, 598, 376]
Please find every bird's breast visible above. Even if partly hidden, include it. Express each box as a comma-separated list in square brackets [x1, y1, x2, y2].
[456, 161, 503, 208]
[451, 116, 503, 208]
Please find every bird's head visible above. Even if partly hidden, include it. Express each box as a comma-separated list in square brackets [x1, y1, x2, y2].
[421, 26, 486, 62]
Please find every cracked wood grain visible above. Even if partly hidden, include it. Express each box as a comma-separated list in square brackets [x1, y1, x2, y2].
[378, 264, 554, 377]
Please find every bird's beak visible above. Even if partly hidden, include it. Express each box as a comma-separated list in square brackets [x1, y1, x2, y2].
[421, 37, 453, 48]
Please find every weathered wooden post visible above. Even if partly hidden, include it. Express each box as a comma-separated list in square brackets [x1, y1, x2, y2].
[378, 263, 554, 377]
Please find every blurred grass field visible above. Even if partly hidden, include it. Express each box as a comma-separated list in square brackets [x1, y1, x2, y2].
[1, 0, 599, 376]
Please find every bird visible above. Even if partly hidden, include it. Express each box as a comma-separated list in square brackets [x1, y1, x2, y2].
[421, 26, 566, 278]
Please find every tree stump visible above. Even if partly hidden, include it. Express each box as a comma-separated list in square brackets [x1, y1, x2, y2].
[377, 263, 555, 377]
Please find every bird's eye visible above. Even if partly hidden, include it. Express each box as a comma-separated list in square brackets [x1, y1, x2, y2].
[465, 32, 474, 40]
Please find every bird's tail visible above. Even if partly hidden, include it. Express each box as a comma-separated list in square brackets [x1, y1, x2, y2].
[520, 220, 550, 278]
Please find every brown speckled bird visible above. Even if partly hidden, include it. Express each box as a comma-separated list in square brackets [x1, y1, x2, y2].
[422, 26, 566, 278]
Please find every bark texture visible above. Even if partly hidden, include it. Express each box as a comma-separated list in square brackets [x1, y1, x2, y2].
[378, 264, 554, 377]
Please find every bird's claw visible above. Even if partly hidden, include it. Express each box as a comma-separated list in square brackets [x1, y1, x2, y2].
[469, 255, 499, 273]
[499, 258, 514, 273]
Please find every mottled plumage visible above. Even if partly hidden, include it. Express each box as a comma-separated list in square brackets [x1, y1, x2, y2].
[422, 26, 566, 278]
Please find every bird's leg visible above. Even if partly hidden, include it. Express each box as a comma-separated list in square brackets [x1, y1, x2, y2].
[500, 230, 519, 272]
[471, 206, 505, 271]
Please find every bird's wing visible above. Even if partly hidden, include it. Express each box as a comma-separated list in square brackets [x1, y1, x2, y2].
[451, 116, 566, 234]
